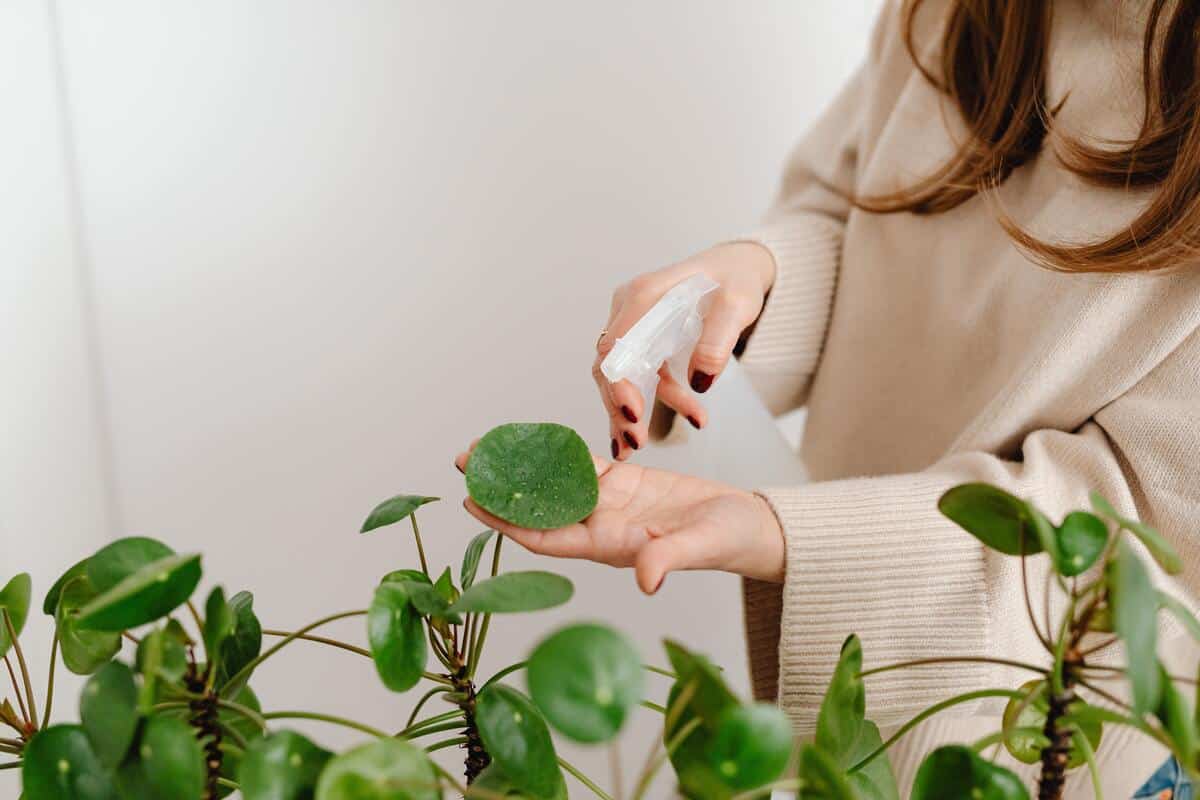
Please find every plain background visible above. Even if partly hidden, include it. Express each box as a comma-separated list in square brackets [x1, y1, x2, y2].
[2, 1, 881, 794]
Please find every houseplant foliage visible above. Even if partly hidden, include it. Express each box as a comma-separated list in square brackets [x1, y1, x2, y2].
[1, 421, 1195, 798]
[0, 423, 793, 800]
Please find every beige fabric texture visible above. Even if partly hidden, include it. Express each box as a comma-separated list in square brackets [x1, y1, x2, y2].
[734, 0, 1200, 794]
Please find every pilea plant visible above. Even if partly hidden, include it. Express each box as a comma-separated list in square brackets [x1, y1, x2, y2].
[2, 421, 1195, 799]
[0, 422, 796, 800]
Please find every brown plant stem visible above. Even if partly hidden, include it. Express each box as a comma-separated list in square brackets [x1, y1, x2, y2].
[184, 664, 223, 800]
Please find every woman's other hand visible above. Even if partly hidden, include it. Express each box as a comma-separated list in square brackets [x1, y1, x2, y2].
[595, 242, 776, 458]
[455, 444, 785, 594]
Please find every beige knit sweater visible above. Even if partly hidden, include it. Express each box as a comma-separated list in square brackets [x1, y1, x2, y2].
[735, 0, 1200, 794]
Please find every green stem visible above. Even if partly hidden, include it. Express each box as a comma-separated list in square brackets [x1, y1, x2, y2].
[398, 709, 465, 738]
[642, 664, 677, 679]
[640, 700, 666, 714]
[1051, 595, 1077, 695]
[559, 756, 614, 800]
[971, 727, 1045, 753]
[216, 698, 269, 733]
[479, 661, 526, 693]
[410, 513, 431, 577]
[221, 609, 367, 696]
[847, 689, 1025, 773]
[425, 736, 468, 753]
[632, 716, 702, 800]
[405, 686, 451, 728]
[468, 536, 503, 679]
[859, 656, 1047, 679]
[215, 777, 238, 791]
[430, 761, 470, 796]
[0, 761, 21, 771]
[3, 654, 29, 728]
[402, 721, 465, 740]
[262, 711, 387, 739]
[3, 610, 37, 731]
[218, 720, 249, 750]
[42, 634, 58, 729]
[261, 629, 370, 658]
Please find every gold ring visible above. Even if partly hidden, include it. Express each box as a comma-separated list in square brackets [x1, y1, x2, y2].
[596, 329, 609, 348]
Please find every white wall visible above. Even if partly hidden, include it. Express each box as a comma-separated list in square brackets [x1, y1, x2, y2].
[5, 0, 880, 793]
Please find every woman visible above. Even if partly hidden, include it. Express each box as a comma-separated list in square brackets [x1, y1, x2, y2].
[459, 0, 1199, 793]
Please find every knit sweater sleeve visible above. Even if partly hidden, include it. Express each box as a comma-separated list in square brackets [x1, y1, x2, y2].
[746, 324, 1200, 732]
[736, 4, 898, 416]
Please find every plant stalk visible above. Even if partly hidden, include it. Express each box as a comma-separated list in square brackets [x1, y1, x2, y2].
[2, 611, 37, 732]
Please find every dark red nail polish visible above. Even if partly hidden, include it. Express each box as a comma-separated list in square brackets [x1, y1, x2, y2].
[622, 431, 639, 450]
[455, 462, 465, 474]
[611, 438, 619, 458]
[621, 405, 638, 424]
[690, 371, 714, 393]
[687, 415, 701, 429]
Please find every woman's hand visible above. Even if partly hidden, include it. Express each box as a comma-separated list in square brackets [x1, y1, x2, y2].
[455, 445, 785, 594]
[595, 242, 776, 459]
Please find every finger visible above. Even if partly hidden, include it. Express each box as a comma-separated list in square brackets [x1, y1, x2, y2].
[608, 378, 648, 452]
[454, 439, 483, 474]
[633, 520, 733, 595]
[462, 498, 596, 559]
[592, 354, 631, 459]
[687, 292, 759, 393]
[654, 365, 706, 429]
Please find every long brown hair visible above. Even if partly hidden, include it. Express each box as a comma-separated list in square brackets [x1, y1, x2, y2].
[858, 0, 1200, 273]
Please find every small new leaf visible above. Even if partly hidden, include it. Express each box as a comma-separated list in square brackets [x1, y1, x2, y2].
[360, 494, 439, 534]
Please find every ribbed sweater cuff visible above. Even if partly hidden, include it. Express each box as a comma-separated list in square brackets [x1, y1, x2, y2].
[755, 473, 995, 732]
[732, 215, 841, 414]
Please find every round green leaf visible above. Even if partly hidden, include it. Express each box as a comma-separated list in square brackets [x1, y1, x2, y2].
[527, 623, 642, 743]
[476, 684, 561, 799]
[367, 583, 427, 692]
[1001, 680, 1100, 768]
[911, 745, 1029, 800]
[314, 737, 439, 800]
[44, 558, 89, 616]
[468, 763, 567, 800]
[238, 730, 332, 800]
[80, 661, 139, 768]
[361, 494, 439, 534]
[1108, 540, 1161, 714]
[136, 622, 190, 707]
[217, 590, 263, 692]
[21, 724, 117, 800]
[116, 715, 206, 800]
[450, 571, 573, 615]
[1055, 511, 1108, 577]
[465, 422, 599, 529]
[938, 484, 1042, 556]
[56, 576, 122, 676]
[461, 530, 495, 590]
[0, 572, 32, 657]
[706, 704, 792, 790]
[87, 537, 174, 593]
[76, 552, 203, 632]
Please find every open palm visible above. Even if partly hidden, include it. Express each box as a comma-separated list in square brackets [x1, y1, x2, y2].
[455, 446, 783, 594]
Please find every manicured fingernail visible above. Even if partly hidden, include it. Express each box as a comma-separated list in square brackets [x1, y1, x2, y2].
[611, 438, 619, 458]
[455, 461, 465, 474]
[690, 371, 714, 393]
[621, 405, 637, 424]
[622, 431, 639, 450]
[687, 415, 701, 429]
[654, 575, 665, 593]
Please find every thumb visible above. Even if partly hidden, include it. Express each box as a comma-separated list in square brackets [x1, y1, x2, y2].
[634, 520, 729, 595]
